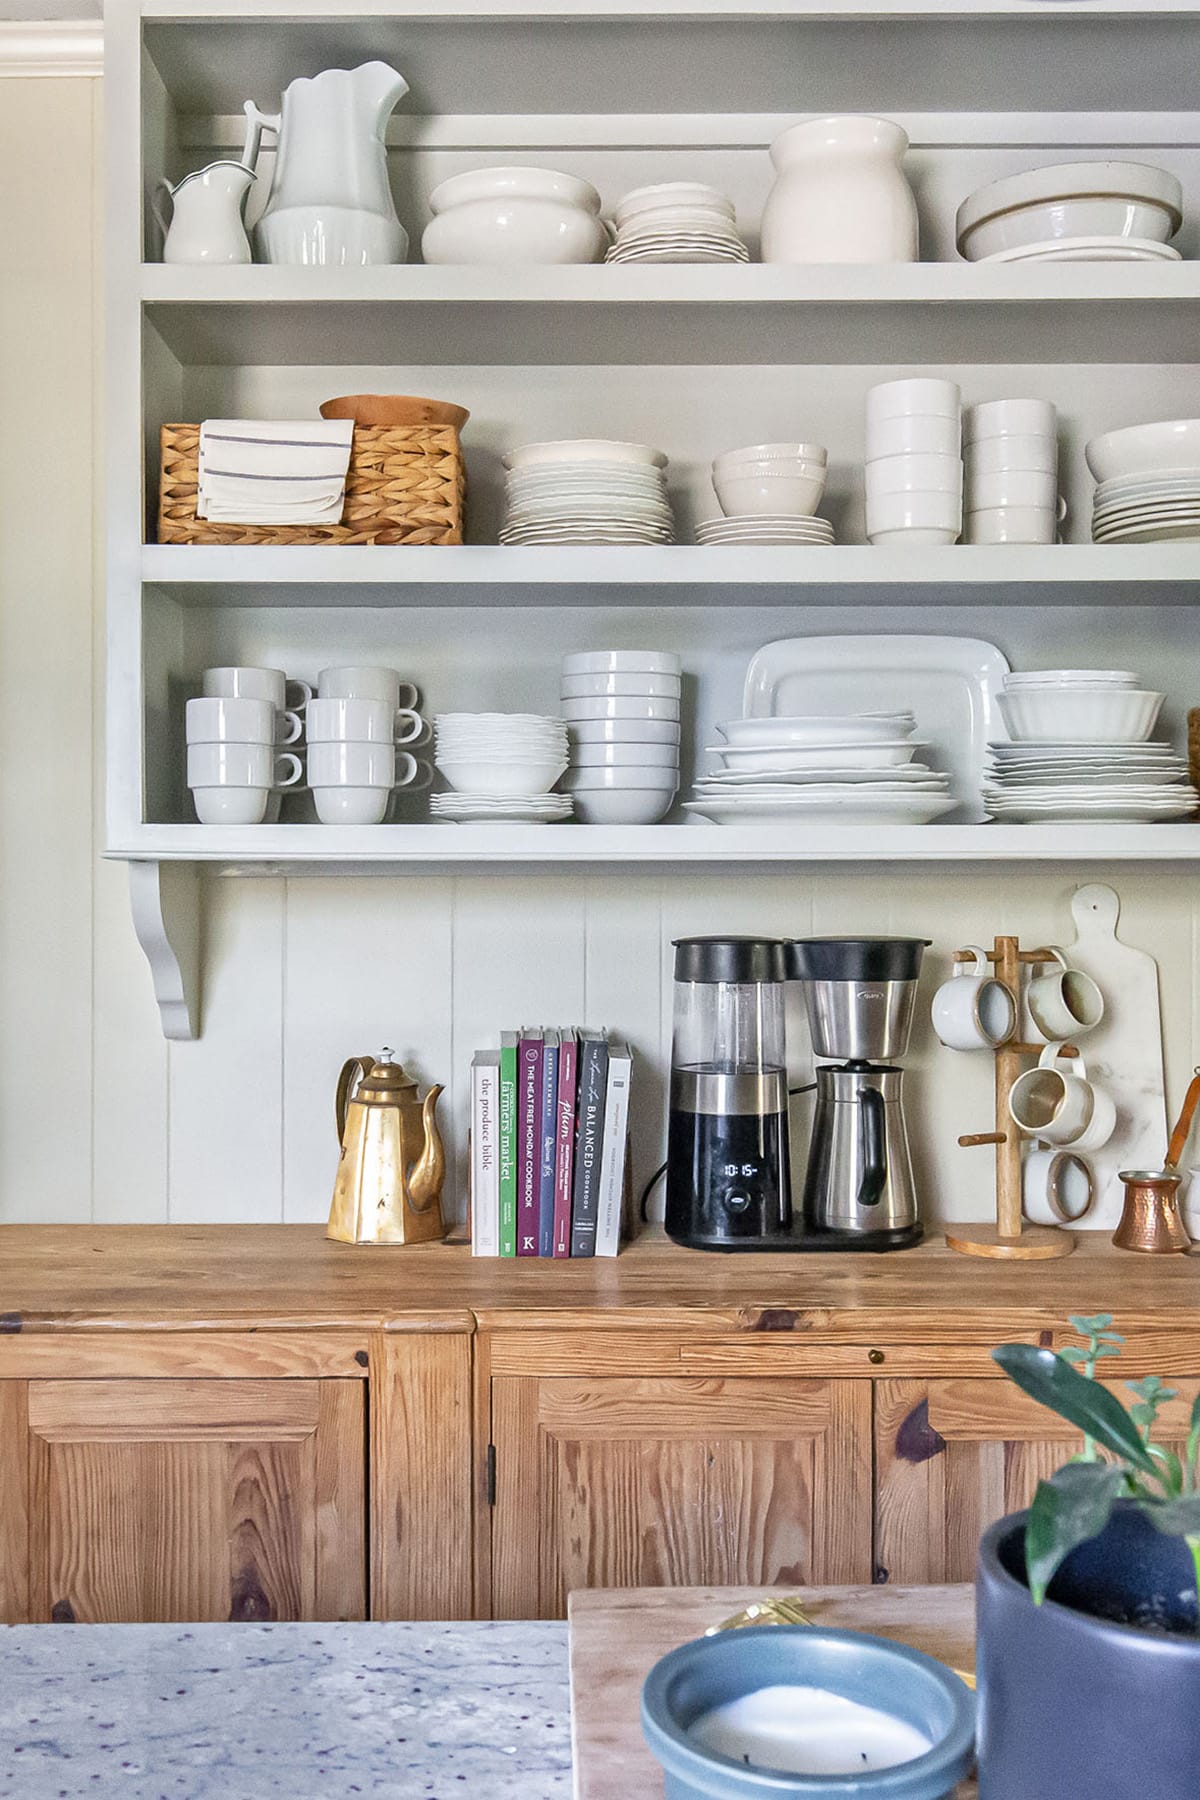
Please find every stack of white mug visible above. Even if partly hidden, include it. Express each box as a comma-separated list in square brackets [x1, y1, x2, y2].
[305, 666, 431, 825]
[864, 379, 962, 546]
[964, 399, 1061, 545]
[187, 667, 307, 824]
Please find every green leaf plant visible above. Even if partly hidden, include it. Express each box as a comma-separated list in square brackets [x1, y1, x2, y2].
[992, 1313, 1200, 1624]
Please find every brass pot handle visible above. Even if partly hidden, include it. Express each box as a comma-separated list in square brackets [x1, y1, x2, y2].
[335, 1056, 374, 1145]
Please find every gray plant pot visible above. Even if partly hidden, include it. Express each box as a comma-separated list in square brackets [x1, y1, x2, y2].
[641, 1625, 976, 1798]
[977, 1504, 1200, 1800]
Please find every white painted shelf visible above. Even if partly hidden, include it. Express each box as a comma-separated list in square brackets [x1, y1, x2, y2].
[140, 543, 1200, 606]
[141, 264, 1200, 366]
[111, 823, 1200, 865]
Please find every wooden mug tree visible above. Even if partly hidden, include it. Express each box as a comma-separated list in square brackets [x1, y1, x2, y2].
[943, 935, 1077, 1261]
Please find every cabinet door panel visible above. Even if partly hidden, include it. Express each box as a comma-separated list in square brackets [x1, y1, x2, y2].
[875, 1377, 1200, 1586]
[26, 1378, 365, 1623]
[0, 1383, 30, 1622]
[492, 1375, 871, 1618]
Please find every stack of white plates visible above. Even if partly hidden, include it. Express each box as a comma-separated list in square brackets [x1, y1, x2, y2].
[684, 712, 956, 826]
[606, 183, 748, 265]
[986, 670, 1195, 821]
[500, 440, 674, 545]
[561, 652, 681, 823]
[1087, 418, 1200, 544]
[696, 515, 833, 546]
[432, 712, 572, 823]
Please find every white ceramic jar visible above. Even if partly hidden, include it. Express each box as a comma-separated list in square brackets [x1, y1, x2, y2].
[761, 116, 919, 264]
[422, 167, 607, 265]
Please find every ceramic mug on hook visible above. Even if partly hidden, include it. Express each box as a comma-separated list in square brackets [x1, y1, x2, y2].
[1009, 1044, 1096, 1146]
[931, 944, 1016, 1050]
[1023, 1148, 1095, 1227]
[1027, 947, 1105, 1044]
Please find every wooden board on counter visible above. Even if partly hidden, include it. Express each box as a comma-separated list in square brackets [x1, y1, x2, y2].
[569, 1584, 977, 1800]
[0, 1222, 1197, 1338]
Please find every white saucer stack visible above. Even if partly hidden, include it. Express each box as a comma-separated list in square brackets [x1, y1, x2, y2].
[560, 652, 681, 823]
[501, 440, 674, 545]
[685, 712, 956, 826]
[986, 670, 1197, 822]
[432, 713, 572, 824]
[606, 183, 747, 264]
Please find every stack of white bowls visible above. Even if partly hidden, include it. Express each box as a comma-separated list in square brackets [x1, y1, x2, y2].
[698, 442, 833, 546]
[1086, 418, 1200, 545]
[501, 440, 674, 545]
[865, 379, 962, 546]
[956, 160, 1184, 264]
[186, 694, 303, 825]
[605, 183, 747, 264]
[987, 670, 1195, 821]
[964, 400, 1061, 545]
[560, 652, 681, 823]
[432, 714, 571, 824]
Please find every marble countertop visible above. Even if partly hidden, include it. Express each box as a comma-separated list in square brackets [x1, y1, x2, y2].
[0, 1621, 573, 1799]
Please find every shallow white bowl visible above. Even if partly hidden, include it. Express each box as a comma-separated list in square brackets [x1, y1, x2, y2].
[997, 688, 1164, 743]
[563, 764, 678, 791]
[570, 717, 681, 745]
[714, 441, 828, 468]
[712, 741, 920, 770]
[561, 695, 681, 722]
[436, 755, 566, 796]
[572, 741, 679, 768]
[570, 786, 676, 824]
[1086, 419, 1200, 482]
[614, 182, 734, 226]
[562, 650, 681, 676]
[503, 440, 668, 472]
[560, 671, 681, 699]
[866, 414, 961, 460]
[713, 466, 827, 517]
[866, 378, 961, 423]
[718, 714, 913, 746]
[956, 161, 1182, 261]
[865, 453, 964, 496]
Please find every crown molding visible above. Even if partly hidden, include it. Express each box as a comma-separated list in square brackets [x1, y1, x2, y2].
[0, 20, 102, 76]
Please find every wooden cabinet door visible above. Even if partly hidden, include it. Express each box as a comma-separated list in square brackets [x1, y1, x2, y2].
[490, 1375, 872, 1618]
[8, 1378, 365, 1623]
[875, 1376, 1200, 1586]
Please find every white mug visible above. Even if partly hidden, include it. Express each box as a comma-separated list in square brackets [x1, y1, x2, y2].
[866, 378, 961, 423]
[1071, 1082, 1117, 1154]
[202, 666, 313, 712]
[306, 697, 399, 745]
[965, 470, 1060, 510]
[963, 398, 1057, 444]
[1023, 1148, 1095, 1227]
[394, 707, 430, 747]
[187, 743, 303, 789]
[963, 504, 1062, 547]
[964, 435, 1057, 477]
[1027, 948, 1105, 1043]
[931, 945, 1016, 1050]
[312, 786, 392, 826]
[306, 744, 431, 789]
[318, 666, 419, 711]
[192, 786, 272, 826]
[1009, 1044, 1094, 1146]
[865, 414, 961, 460]
[186, 695, 302, 746]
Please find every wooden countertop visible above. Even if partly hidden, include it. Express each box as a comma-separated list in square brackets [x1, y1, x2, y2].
[1, 1223, 1197, 1336]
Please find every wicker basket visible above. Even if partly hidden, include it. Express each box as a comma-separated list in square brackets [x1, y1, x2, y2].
[157, 423, 465, 546]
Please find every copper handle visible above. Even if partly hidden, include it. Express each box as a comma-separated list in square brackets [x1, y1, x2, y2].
[1166, 1067, 1200, 1171]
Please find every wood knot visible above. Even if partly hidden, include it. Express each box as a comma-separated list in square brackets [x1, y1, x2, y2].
[228, 1570, 275, 1622]
[0, 1313, 22, 1334]
[739, 1308, 806, 1333]
[895, 1398, 947, 1465]
[50, 1599, 76, 1623]
[1038, 1329, 1054, 1348]
[354, 1349, 369, 1367]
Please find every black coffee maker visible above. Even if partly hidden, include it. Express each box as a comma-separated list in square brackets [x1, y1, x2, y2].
[665, 937, 793, 1249]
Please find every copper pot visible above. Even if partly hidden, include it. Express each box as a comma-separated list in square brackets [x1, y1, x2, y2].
[1112, 1169, 1192, 1254]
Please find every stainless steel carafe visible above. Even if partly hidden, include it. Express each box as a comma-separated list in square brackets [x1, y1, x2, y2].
[803, 1064, 918, 1235]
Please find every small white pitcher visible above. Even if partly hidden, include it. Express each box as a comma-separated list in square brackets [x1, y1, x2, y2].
[153, 161, 255, 265]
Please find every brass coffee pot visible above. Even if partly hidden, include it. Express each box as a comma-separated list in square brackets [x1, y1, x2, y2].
[327, 1048, 447, 1246]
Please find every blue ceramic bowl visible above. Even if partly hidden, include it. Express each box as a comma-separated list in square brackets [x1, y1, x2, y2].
[641, 1626, 976, 1799]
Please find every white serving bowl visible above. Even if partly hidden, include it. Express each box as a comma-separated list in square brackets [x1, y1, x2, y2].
[570, 717, 681, 745]
[712, 741, 920, 770]
[956, 160, 1183, 262]
[866, 378, 961, 423]
[562, 695, 681, 722]
[570, 787, 676, 824]
[436, 754, 566, 795]
[503, 439, 668, 472]
[718, 714, 913, 746]
[714, 441, 828, 468]
[866, 414, 962, 459]
[713, 464, 827, 517]
[964, 399, 1057, 444]
[965, 434, 1058, 476]
[966, 469, 1059, 509]
[571, 741, 679, 768]
[865, 452, 964, 496]
[560, 671, 681, 699]
[996, 688, 1164, 743]
[192, 786, 270, 825]
[964, 506, 1058, 545]
[1085, 419, 1200, 482]
[562, 651, 681, 676]
[422, 166, 606, 266]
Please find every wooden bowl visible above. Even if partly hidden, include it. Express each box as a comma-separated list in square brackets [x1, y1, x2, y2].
[319, 393, 470, 430]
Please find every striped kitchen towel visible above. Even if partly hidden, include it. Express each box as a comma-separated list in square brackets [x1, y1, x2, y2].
[197, 419, 354, 524]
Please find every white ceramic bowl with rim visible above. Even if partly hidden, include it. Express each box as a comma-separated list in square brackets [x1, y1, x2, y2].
[714, 441, 828, 468]
[561, 695, 681, 722]
[503, 440, 668, 471]
[1085, 419, 1200, 482]
[570, 717, 681, 745]
[570, 787, 676, 824]
[955, 160, 1183, 262]
[865, 453, 964, 496]
[711, 741, 921, 771]
[571, 741, 679, 767]
[718, 714, 913, 746]
[436, 755, 566, 796]
[562, 651, 681, 676]
[866, 414, 961, 459]
[996, 688, 1164, 743]
[866, 378, 961, 423]
[561, 671, 681, 699]
[713, 465, 827, 517]
[422, 166, 607, 266]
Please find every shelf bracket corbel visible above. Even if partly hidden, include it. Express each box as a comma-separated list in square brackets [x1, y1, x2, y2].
[128, 860, 201, 1040]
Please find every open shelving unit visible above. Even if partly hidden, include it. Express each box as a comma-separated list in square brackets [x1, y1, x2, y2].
[107, 0, 1200, 1036]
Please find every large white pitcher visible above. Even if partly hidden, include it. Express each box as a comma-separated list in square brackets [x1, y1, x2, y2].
[761, 115, 918, 264]
[243, 61, 410, 266]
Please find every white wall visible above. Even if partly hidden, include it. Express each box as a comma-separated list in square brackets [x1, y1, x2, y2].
[3, 75, 1199, 1230]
